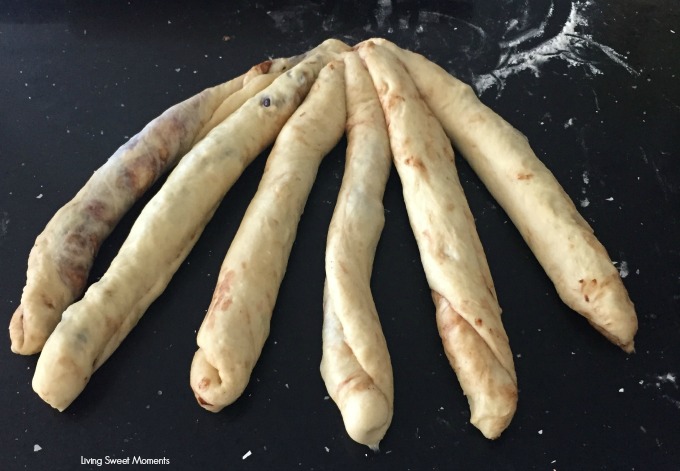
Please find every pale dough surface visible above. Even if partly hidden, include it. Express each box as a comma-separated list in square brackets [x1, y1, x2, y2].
[372, 38, 637, 352]
[10, 70, 250, 356]
[191, 58, 347, 412]
[359, 41, 517, 439]
[11, 49, 322, 356]
[32, 39, 350, 411]
[320, 50, 393, 449]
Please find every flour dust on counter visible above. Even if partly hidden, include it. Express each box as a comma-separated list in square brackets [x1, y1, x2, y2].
[579, 169, 591, 207]
[0, 210, 8, 243]
[261, 0, 640, 100]
[614, 260, 630, 278]
[639, 371, 680, 411]
[473, 0, 639, 95]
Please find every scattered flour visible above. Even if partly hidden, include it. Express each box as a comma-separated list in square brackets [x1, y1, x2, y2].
[499, 1, 555, 49]
[473, 0, 639, 95]
[640, 373, 680, 410]
[0, 211, 8, 240]
[266, 6, 310, 34]
[375, 0, 393, 29]
[657, 373, 678, 387]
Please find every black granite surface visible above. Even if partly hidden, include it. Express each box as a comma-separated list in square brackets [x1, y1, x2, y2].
[1, 1, 679, 470]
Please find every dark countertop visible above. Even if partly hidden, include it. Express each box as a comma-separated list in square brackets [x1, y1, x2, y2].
[1, 1, 679, 469]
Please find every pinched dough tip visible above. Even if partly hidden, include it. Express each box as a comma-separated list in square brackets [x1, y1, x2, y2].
[9, 305, 26, 353]
[190, 348, 250, 413]
[340, 385, 392, 449]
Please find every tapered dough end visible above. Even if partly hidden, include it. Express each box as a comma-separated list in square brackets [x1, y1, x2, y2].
[586, 279, 637, 354]
[190, 348, 250, 413]
[32, 333, 91, 412]
[466, 379, 518, 439]
[434, 292, 517, 439]
[570, 268, 637, 353]
[10, 302, 60, 355]
[320, 293, 393, 449]
[471, 402, 516, 440]
[340, 386, 392, 449]
[9, 305, 30, 354]
[10, 274, 67, 355]
[587, 301, 637, 353]
[594, 324, 635, 354]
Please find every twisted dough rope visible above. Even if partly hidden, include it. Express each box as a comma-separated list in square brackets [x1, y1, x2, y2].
[320, 50, 394, 450]
[358, 40, 517, 439]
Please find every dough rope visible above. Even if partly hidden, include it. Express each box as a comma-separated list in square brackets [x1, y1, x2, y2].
[320, 51, 394, 450]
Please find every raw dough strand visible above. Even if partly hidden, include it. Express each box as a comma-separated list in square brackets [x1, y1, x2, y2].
[371, 38, 637, 353]
[358, 40, 517, 439]
[191, 59, 347, 412]
[32, 39, 349, 412]
[320, 50, 394, 450]
[9, 59, 283, 356]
